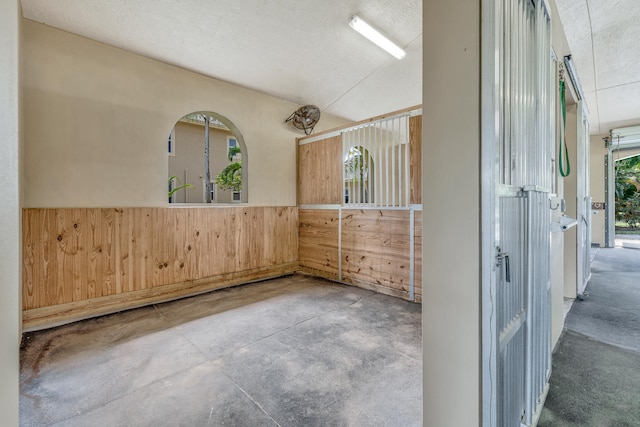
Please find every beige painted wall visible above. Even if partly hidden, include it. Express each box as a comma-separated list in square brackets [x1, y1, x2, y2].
[21, 19, 348, 208]
[0, 0, 21, 423]
[423, 0, 480, 424]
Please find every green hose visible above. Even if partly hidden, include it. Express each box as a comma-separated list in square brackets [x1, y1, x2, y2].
[559, 79, 571, 177]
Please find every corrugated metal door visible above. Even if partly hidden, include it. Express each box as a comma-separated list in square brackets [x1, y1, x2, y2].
[491, 0, 553, 425]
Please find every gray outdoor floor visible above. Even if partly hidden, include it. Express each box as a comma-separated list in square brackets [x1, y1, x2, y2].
[539, 246, 640, 426]
[20, 275, 423, 427]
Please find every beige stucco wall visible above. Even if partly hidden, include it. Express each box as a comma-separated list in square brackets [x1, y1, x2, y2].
[21, 19, 348, 208]
[423, 0, 480, 424]
[0, 0, 21, 423]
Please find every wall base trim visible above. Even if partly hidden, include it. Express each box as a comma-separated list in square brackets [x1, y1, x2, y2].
[297, 266, 421, 303]
[22, 262, 298, 332]
[296, 265, 339, 282]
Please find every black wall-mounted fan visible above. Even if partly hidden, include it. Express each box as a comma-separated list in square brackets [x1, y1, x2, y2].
[285, 105, 321, 135]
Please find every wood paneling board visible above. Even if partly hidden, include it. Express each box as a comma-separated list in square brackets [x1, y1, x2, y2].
[414, 212, 422, 302]
[23, 207, 298, 315]
[298, 209, 340, 277]
[341, 209, 412, 297]
[298, 136, 342, 205]
[410, 115, 422, 204]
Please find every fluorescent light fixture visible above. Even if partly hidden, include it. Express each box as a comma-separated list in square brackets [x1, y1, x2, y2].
[349, 15, 406, 60]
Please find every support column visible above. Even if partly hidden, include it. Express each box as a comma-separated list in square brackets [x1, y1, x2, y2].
[0, 0, 21, 424]
[423, 0, 481, 425]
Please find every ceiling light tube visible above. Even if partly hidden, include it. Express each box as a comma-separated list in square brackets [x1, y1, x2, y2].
[349, 15, 406, 60]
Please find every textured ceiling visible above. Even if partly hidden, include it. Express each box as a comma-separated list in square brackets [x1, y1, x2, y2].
[21, 0, 422, 122]
[555, 0, 640, 135]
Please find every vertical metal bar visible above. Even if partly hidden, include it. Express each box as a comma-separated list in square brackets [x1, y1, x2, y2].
[378, 122, 383, 207]
[338, 206, 343, 281]
[367, 122, 372, 206]
[405, 116, 411, 207]
[524, 190, 533, 425]
[346, 129, 351, 205]
[344, 129, 348, 205]
[391, 117, 396, 206]
[385, 119, 390, 207]
[356, 127, 360, 205]
[352, 129, 357, 205]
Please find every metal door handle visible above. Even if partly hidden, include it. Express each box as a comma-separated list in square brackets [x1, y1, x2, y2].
[496, 247, 511, 283]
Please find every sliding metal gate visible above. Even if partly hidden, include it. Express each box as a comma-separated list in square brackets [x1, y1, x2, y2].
[485, 0, 554, 425]
[497, 189, 551, 426]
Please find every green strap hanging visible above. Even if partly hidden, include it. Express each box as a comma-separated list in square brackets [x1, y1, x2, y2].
[559, 79, 571, 177]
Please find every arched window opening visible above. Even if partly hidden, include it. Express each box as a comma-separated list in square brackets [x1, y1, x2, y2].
[344, 146, 374, 204]
[167, 111, 247, 204]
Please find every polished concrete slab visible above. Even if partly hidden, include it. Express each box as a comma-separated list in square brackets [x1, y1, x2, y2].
[540, 247, 640, 426]
[20, 275, 423, 426]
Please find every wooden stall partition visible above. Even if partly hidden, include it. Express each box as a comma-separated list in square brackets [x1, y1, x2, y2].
[410, 115, 422, 204]
[341, 209, 412, 299]
[297, 135, 342, 205]
[298, 209, 340, 280]
[22, 206, 298, 330]
[296, 108, 423, 303]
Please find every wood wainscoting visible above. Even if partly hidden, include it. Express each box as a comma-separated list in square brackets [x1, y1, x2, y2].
[299, 208, 422, 302]
[22, 206, 298, 330]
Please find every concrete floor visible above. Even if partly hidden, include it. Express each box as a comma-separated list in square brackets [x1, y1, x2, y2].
[20, 275, 423, 426]
[539, 247, 640, 426]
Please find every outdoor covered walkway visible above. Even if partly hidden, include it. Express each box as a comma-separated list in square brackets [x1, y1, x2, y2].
[540, 246, 640, 425]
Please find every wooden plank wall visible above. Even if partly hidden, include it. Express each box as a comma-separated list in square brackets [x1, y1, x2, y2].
[297, 136, 342, 205]
[342, 209, 412, 299]
[23, 206, 298, 329]
[414, 212, 423, 302]
[298, 209, 340, 280]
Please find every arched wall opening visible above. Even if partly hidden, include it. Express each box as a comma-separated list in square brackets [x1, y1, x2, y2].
[167, 111, 248, 204]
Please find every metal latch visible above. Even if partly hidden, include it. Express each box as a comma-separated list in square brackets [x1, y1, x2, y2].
[496, 246, 511, 283]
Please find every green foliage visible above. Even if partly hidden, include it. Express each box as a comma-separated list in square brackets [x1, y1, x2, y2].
[615, 156, 640, 228]
[228, 146, 241, 161]
[215, 162, 242, 192]
[168, 176, 192, 200]
[344, 147, 371, 182]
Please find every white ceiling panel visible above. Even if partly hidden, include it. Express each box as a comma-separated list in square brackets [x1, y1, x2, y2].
[556, 0, 640, 134]
[21, 0, 422, 122]
[324, 36, 422, 119]
[595, 81, 640, 132]
[583, 91, 600, 135]
[22, 0, 640, 133]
